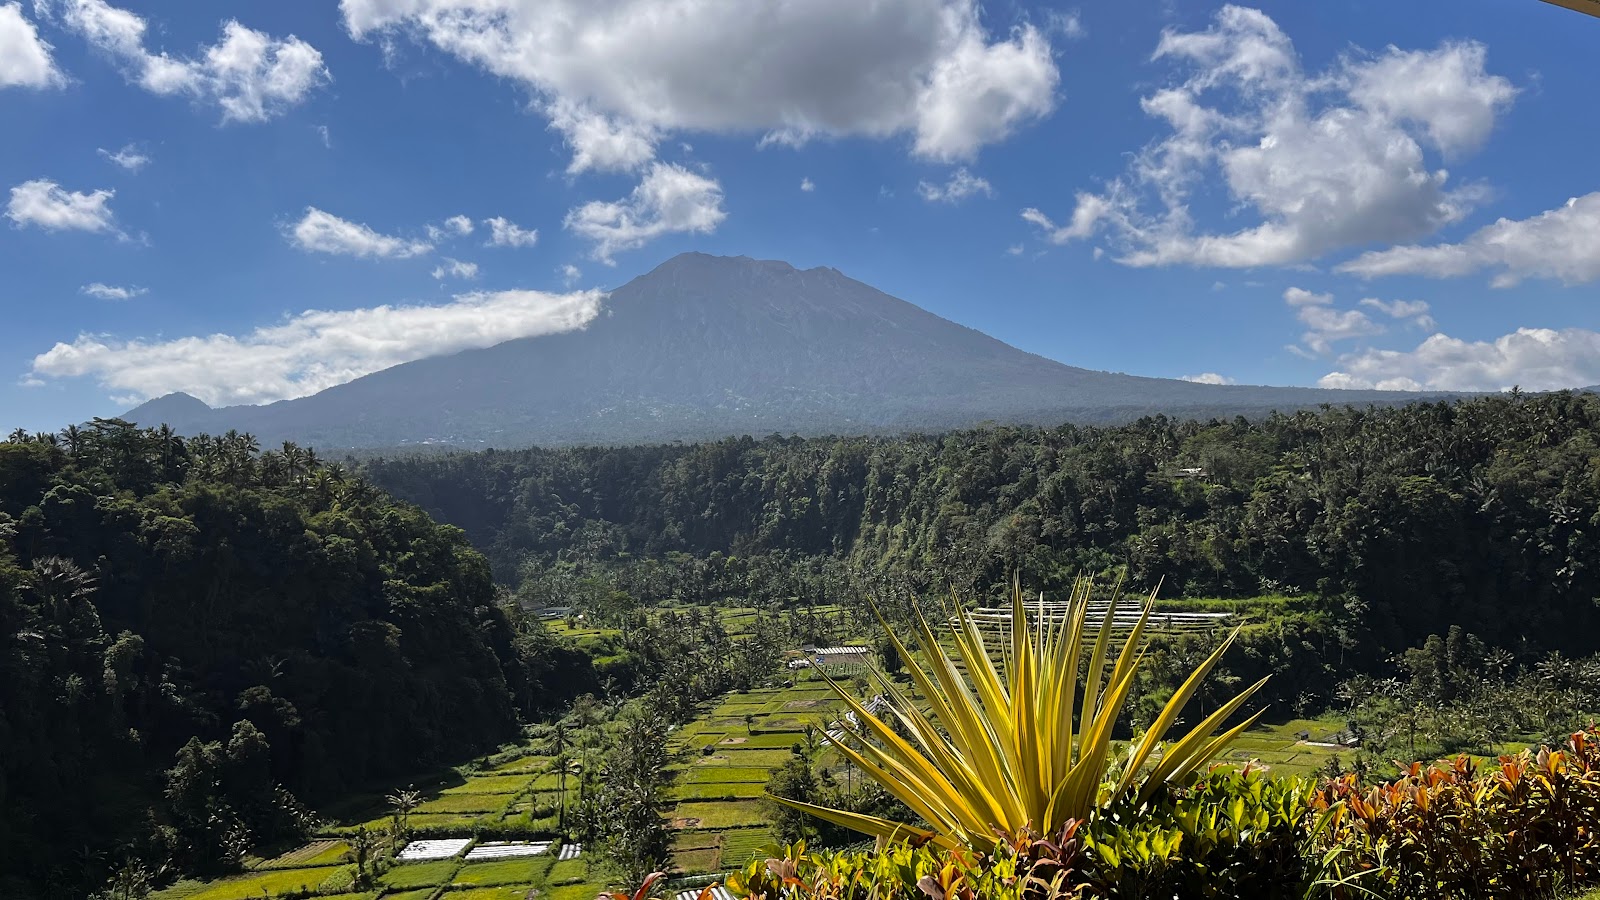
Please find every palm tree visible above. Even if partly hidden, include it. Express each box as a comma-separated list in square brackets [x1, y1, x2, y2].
[345, 827, 377, 887]
[384, 787, 421, 841]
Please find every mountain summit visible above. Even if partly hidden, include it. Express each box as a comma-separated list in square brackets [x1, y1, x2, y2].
[126, 253, 1426, 448]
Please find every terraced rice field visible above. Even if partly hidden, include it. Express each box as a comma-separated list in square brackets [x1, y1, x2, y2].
[663, 674, 866, 877]
[155, 835, 604, 900]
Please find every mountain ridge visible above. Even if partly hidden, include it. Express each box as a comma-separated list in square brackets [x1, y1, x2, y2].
[126, 252, 1447, 448]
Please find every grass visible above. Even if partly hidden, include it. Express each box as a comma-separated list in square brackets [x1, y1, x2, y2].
[416, 793, 513, 814]
[162, 865, 355, 900]
[378, 891, 436, 900]
[254, 839, 349, 869]
[672, 847, 722, 875]
[720, 827, 777, 867]
[671, 799, 769, 830]
[445, 775, 534, 794]
[678, 766, 773, 783]
[436, 886, 541, 899]
[382, 859, 461, 889]
[547, 884, 611, 900]
[544, 858, 588, 886]
[711, 732, 807, 750]
[701, 748, 801, 768]
[451, 857, 545, 886]
[666, 781, 768, 801]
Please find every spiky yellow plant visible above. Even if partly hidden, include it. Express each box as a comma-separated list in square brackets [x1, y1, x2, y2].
[772, 579, 1268, 850]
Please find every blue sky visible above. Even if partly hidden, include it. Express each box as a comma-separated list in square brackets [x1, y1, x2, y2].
[3, 0, 1598, 433]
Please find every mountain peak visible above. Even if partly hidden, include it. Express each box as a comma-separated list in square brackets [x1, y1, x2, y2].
[658, 251, 798, 273]
[119, 253, 1438, 448]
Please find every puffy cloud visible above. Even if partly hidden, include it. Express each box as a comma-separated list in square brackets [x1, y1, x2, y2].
[339, 0, 1058, 167]
[546, 99, 658, 174]
[485, 216, 538, 248]
[97, 143, 150, 171]
[1359, 297, 1436, 330]
[1181, 372, 1235, 385]
[918, 167, 993, 204]
[1339, 193, 1600, 287]
[426, 214, 475, 240]
[1284, 287, 1381, 356]
[800, 177, 816, 193]
[0, 2, 63, 88]
[559, 263, 582, 286]
[564, 162, 725, 263]
[81, 282, 145, 300]
[1024, 6, 1513, 268]
[287, 207, 432, 258]
[32, 288, 607, 406]
[6, 179, 117, 233]
[431, 258, 478, 280]
[1318, 328, 1600, 392]
[53, 0, 328, 123]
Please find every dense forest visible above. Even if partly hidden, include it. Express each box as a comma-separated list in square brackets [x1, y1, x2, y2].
[365, 390, 1600, 672]
[0, 422, 601, 898]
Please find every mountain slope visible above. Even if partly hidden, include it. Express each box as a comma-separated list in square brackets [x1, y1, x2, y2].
[127, 252, 1437, 447]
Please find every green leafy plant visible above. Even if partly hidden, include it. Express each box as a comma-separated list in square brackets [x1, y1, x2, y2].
[772, 578, 1269, 849]
[1311, 729, 1600, 899]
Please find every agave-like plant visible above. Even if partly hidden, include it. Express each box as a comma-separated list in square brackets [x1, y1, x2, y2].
[772, 578, 1268, 850]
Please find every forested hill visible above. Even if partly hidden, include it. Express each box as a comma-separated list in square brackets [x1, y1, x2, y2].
[364, 390, 1600, 659]
[0, 423, 591, 898]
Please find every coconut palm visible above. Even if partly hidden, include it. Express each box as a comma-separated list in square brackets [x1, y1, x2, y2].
[772, 578, 1268, 850]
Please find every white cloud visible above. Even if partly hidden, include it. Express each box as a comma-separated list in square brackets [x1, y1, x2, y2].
[1006, 244, 1024, 256]
[31, 288, 607, 406]
[1181, 372, 1235, 385]
[1049, 10, 1085, 40]
[918, 167, 993, 204]
[800, 177, 816, 193]
[98, 143, 149, 171]
[340, 0, 1059, 168]
[1339, 193, 1600, 287]
[564, 162, 726, 263]
[287, 207, 432, 258]
[316, 124, 331, 147]
[559, 263, 582, 286]
[81, 282, 145, 300]
[1319, 328, 1600, 392]
[1359, 297, 1436, 330]
[54, 0, 328, 123]
[546, 99, 658, 174]
[485, 216, 538, 248]
[1284, 286, 1381, 356]
[427, 214, 475, 240]
[6, 179, 117, 233]
[431, 258, 478, 280]
[1024, 6, 1513, 268]
[0, 2, 63, 88]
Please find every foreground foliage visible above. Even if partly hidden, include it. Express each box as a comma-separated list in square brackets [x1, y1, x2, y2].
[774, 579, 1267, 849]
[732, 728, 1600, 900]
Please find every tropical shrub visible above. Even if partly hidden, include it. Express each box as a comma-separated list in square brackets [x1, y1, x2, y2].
[725, 832, 1086, 900]
[1080, 767, 1315, 899]
[1311, 729, 1600, 899]
[773, 579, 1269, 850]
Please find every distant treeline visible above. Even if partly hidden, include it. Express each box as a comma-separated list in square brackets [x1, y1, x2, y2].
[364, 391, 1600, 662]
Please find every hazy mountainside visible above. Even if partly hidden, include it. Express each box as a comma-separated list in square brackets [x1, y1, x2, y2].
[127, 252, 1438, 448]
